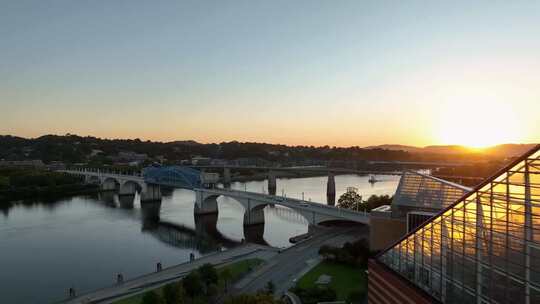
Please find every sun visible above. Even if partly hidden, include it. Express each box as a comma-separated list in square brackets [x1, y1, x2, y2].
[434, 98, 520, 149]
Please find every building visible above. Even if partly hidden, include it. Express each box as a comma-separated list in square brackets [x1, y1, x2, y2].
[118, 151, 148, 162]
[370, 170, 471, 251]
[191, 156, 211, 165]
[369, 145, 540, 303]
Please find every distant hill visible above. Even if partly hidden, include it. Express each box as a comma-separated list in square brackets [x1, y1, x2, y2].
[366, 143, 538, 157]
[483, 144, 538, 157]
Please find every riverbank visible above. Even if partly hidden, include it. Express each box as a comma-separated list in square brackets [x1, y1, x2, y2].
[114, 258, 264, 304]
[60, 244, 279, 304]
[0, 183, 100, 203]
[0, 168, 100, 203]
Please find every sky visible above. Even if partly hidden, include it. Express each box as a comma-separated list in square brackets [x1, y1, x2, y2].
[1, 1, 539, 147]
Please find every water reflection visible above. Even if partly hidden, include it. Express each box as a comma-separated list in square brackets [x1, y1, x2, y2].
[0, 174, 399, 304]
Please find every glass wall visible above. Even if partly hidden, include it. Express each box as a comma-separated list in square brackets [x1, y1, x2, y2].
[379, 148, 540, 303]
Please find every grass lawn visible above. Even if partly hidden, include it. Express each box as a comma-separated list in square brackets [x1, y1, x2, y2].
[114, 287, 161, 304]
[114, 258, 264, 304]
[218, 258, 263, 282]
[296, 261, 367, 300]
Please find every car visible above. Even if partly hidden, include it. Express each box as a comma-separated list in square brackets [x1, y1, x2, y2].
[299, 202, 309, 207]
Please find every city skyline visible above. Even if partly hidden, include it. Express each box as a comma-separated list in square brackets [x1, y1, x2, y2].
[2, 1, 540, 147]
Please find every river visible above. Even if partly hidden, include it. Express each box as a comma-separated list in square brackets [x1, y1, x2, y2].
[0, 174, 399, 303]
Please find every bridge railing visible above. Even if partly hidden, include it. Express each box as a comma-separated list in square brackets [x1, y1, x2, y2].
[205, 187, 369, 218]
[63, 167, 143, 178]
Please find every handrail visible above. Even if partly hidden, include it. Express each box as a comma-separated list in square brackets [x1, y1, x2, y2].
[200, 187, 369, 219]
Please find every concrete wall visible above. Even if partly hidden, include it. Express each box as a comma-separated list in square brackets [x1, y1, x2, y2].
[369, 215, 406, 252]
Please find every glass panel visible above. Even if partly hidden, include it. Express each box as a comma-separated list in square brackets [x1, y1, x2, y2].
[377, 146, 540, 303]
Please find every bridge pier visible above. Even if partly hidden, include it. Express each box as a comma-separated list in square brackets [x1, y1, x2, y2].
[141, 200, 161, 230]
[140, 184, 162, 203]
[242, 202, 267, 244]
[223, 168, 231, 185]
[268, 171, 277, 196]
[98, 191, 117, 207]
[243, 205, 266, 226]
[118, 194, 135, 209]
[119, 181, 138, 196]
[327, 172, 336, 206]
[194, 212, 219, 237]
[243, 222, 266, 245]
[194, 190, 219, 215]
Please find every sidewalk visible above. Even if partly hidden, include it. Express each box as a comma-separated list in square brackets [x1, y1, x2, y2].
[61, 244, 279, 304]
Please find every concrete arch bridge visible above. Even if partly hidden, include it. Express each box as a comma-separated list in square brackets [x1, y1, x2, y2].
[194, 188, 369, 227]
[60, 168, 370, 228]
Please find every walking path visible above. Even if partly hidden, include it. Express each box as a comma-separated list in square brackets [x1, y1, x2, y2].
[60, 244, 279, 304]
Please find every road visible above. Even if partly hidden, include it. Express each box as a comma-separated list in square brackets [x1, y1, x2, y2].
[60, 244, 279, 304]
[232, 225, 369, 297]
[61, 226, 367, 303]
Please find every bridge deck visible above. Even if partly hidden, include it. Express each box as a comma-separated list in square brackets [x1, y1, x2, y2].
[198, 187, 370, 224]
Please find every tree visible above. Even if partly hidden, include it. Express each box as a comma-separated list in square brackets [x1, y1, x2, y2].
[319, 239, 370, 266]
[223, 293, 283, 304]
[319, 245, 339, 261]
[142, 290, 163, 304]
[347, 290, 365, 304]
[265, 281, 275, 294]
[183, 271, 203, 299]
[365, 194, 392, 211]
[291, 287, 336, 304]
[337, 190, 364, 211]
[221, 268, 233, 292]
[206, 283, 219, 302]
[198, 263, 218, 288]
[163, 282, 183, 304]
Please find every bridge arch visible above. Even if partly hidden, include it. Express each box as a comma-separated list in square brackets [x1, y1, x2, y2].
[195, 192, 220, 215]
[119, 180, 144, 195]
[291, 208, 351, 226]
[266, 205, 310, 226]
[101, 177, 120, 191]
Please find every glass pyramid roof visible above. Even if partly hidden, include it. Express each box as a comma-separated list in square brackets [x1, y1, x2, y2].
[392, 170, 472, 212]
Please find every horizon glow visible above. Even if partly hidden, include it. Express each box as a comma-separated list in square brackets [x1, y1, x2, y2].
[1, 1, 540, 147]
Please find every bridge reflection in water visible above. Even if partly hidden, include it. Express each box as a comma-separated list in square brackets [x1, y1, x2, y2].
[94, 191, 299, 252]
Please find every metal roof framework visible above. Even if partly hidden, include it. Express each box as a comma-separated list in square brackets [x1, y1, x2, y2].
[392, 170, 472, 212]
[378, 145, 540, 303]
[143, 166, 202, 188]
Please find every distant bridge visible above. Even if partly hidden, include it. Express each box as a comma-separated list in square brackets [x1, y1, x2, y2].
[191, 165, 485, 183]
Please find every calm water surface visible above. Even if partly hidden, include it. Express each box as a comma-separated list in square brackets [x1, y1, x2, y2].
[0, 174, 399, 303]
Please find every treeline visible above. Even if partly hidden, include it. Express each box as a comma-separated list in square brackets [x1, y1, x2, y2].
[1, 134, 420, 164]
[318, 239, 370, 268]
[0, 169, 97, 202]
[137, 261, 282, 304]
[434, 160, 505, 179]
[337, 193, 393, 212]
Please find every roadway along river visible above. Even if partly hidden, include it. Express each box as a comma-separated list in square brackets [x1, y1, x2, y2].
[0, 174, 399, 304]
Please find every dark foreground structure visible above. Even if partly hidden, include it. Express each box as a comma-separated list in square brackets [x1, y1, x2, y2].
[369, 145, 540, 303]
